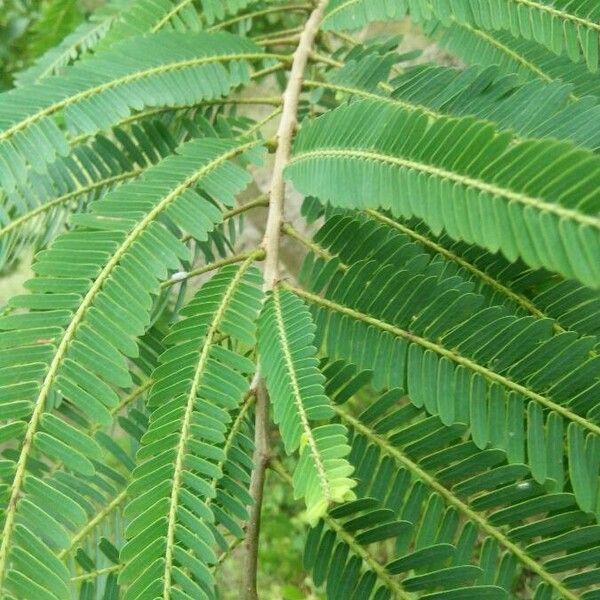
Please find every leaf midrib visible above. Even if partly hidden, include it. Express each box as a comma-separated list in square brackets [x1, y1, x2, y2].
[364, 210, 565, 336]
[456, 22, 579, 103]
[324, 511, 414, 600]
[205, 391, 255, 511]
[152, 0, 196, 32]
[302, 80, 442, 119]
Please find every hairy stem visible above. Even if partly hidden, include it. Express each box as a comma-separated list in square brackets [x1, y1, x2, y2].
[242, 2, 330, 598]
[71, 564, 120, 582]
[261, 3, 328, 290]
[259, 35, 302, 47]
[160, 249, 265, 289]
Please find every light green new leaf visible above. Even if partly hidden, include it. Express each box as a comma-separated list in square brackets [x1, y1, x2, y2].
[258, 287, 356, 523]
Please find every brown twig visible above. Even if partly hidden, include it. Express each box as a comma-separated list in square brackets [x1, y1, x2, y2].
[242, 378, 270, 600]
[241, 2, 330, 598]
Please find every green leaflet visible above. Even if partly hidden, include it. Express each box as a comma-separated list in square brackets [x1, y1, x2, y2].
[307, 509, 505, 599]
[120, 259, 263, 600]
[49, 325, 167, 575]
[100, 0, 204, 45]
[389, 64, 600, 151]
[326, 38, 405, 95]
[18, 0, 260, 87]
[258, 287, 356, 523]
[0, 136, 262, 599]
[436, 22, 600, 101]
[309, 361, 592, 600]
[302, 212, 600, 344]
[286, 240, 600, 516]
[0, 108, 252, 272]
[310, 42, 600, 151]
[0, 122, 174, 271]
[0, 30, 265, 191]
[102, 0, 255, 48]
[323, 0, 600, 72]
[432, 0, 600, 73]
[322, 0, 416, 32]
[286, 100, 600, 288]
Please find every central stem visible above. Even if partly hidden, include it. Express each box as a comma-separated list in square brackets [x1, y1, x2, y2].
[242, 2, 329, 598]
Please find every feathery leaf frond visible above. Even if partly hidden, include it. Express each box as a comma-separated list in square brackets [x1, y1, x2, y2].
[0, 121, 177, 271]
[302, 211, 600, 344]
[318, 361, 596, 600]
[436, 21, 600, 101]
[286, 100, 600, 287]
[0, 31, 265, 191]
[310, 52, 600, 151]
[102, 0, 255, 48]
[1, 2, 598, 597]
[390, 64, 600, 150]
[285, 250, 600, 516]
[120, 258, 263, 600]
[324, 0, 600, 71]
[258, 287, 355, 523]
[0, 136, 262, 598]
[322, 0, 413, 32]
[432, 0, 600, 72]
